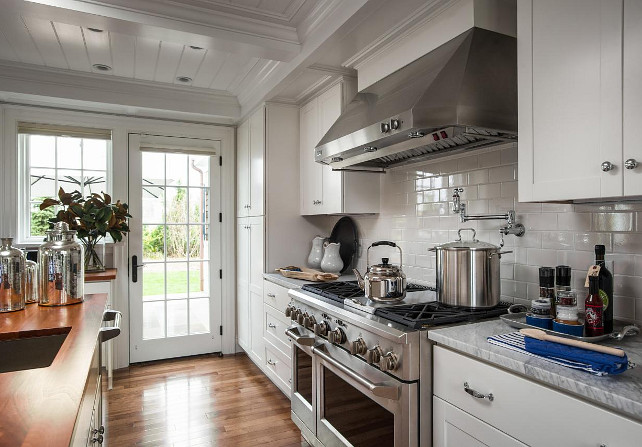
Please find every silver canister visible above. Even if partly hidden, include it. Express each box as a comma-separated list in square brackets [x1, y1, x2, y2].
[0, 237, 27, 312]
[24, 260, 38, 304]
[38, 222, 84, 306]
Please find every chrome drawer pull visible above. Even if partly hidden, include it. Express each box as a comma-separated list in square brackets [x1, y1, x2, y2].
[266, 293, 276, 297]
[267, 359, 277, 366]
[268, 323, 277, 329]
[464, 382, 494, 402]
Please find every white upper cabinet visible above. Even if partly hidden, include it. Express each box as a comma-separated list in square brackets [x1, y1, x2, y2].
[518, 0, 624, 202]
[624, 0, 642, 195]
[299, 80, 380, 215]
[236, 106, 264, 216]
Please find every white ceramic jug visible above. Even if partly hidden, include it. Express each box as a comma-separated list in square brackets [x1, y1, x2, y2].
[307, 236, 325, 269]
[320, 242, 343, 274]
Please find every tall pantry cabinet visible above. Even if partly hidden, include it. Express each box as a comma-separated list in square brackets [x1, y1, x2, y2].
[299, 79, 380, 215]
[236, 103, 323, 370]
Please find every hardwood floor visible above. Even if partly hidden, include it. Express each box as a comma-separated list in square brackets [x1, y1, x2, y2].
[105, 353, 306, 447]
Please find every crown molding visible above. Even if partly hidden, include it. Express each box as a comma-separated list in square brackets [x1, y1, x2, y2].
[0, 60, 240, 119]
[341, 0, 458, 69]
[307, 63, 356, 78]
[296, 0, 345, 41]
[18, 0, 301, 61]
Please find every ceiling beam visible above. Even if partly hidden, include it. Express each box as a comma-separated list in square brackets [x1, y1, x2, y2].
[15, 0, 301, 62]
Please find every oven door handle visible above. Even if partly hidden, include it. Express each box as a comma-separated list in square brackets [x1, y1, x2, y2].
[313, 346, 400, 401]
[285, 327, 315, 346]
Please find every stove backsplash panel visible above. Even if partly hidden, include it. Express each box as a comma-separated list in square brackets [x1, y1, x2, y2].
[313, 143, 642, 325]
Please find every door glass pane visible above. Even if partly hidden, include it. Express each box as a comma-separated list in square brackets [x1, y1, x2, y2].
[166, 225, 188, 261]
[166, 153, 188, 186]
[296, 347, 313, 405]
[323, 367, 394, 447]
[189, 298, 209, 334]
[166, 262, 188, 298]
[189, 155, 209, 187]
[188, 188, 206, 223]
[167, 300, 188, 337]
[143, 301, 165, 340]
[188, 225, 208, 260]
[142, 152, 165, 186]
[143, 264, 165, 301]
[142, 187, 165, 223]
[166, 187, 188, 223]
[189, 261, 209, 297]
[143, 225, 165, 262]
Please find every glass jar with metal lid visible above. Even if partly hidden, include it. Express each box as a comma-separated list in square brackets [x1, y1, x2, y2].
[24, 259, 38, 304]
[38, 222, 84, 306]
[0, 237, 26, 312]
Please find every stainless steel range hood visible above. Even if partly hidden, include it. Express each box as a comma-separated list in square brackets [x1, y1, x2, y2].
[315, 27, 517, 171]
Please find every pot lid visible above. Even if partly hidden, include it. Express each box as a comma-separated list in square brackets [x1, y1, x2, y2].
[436, 228, 499, 250]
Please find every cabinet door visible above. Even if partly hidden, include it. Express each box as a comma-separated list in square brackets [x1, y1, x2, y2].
[318, 83, 344, 214]
[518, 0, 623, 201]
[236, 120, 250, 217]
[249, 290, 264, 363]
[236, 220, 250, 350]
[248, 216, 264, 296]
[299, 98, 322, 214]
[624, 0, 642, 195]
[433, 397, 526, 447]
[249, 107, 265, 216]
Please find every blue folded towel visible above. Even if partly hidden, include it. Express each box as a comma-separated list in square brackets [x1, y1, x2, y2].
[523, 336, 629, 376]
[487, 332, 630, 376]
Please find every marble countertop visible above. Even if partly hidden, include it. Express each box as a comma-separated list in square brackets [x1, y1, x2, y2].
[263, 272, 358, 290]
[428, 319, 642, 422]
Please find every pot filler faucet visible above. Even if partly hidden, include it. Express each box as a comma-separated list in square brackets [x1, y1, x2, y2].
[451, 188, 525, 246]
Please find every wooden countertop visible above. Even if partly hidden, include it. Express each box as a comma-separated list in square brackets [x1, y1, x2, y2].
[0, 294, 108, 447]
[84, 268, 117, 282]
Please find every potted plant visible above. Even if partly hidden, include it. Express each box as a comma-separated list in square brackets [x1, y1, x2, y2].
[39, 188, 131, 272]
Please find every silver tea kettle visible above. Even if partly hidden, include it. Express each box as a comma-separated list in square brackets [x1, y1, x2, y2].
[353, 241, 406, 302]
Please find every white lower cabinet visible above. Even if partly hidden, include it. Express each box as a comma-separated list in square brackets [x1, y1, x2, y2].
[433, 346, 642, 447]
[262, 280, 292, 396]
[433, 396, 524, 447]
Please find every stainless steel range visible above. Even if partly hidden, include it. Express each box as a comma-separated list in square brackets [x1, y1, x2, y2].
[285, 280, 510, 447]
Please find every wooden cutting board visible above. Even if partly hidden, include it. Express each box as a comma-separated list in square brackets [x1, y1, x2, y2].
[275, 267, 339, 282]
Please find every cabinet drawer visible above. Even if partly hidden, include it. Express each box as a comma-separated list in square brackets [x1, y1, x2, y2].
[264, 341, 291, 396]
[264, 304, 292, 359]
[434, 346, 642, 447]
[263, 280, 290, 312]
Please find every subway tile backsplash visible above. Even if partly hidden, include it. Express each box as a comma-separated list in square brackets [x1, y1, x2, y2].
[330, 143, 642, 325]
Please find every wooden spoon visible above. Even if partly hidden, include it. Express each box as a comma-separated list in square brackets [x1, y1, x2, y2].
[520, 328, 625, 357]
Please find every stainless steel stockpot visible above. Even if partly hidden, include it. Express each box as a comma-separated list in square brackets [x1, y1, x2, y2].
[431, 228, 511, 308]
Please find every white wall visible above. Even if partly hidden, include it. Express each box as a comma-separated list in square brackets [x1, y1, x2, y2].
[0, 103, 237, 367]
[312, 144, 642, 326]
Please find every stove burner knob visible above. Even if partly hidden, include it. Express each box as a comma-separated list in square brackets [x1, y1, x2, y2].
[379, 352, 399, 372]
[366, 345, 383, 364]
[291, 308, 301, 321]
[350, 338, 367, 356]
[304, 315, 316, 329]
[285, 305, 294, 318]
[328, 327, 346, 345]
[297, 312, 309, 325]
[313, 322, 329, 336]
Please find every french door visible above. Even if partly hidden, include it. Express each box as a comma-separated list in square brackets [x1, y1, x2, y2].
[128, 134, 222, 362]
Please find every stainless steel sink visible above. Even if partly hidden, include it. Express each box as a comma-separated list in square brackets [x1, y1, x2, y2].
[0, 329, 70, 373]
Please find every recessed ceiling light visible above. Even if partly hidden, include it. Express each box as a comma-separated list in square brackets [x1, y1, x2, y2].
[189, 46, 203, 50]
[87, 27, 104, 33]
[176, 76, 193, 83]
[93, 63, 112, 71]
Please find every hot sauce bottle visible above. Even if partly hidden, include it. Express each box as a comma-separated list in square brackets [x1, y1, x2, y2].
[585, 275, 604, 337]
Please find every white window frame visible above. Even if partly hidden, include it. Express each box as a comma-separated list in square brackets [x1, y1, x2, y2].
[17, 129, 114, 245]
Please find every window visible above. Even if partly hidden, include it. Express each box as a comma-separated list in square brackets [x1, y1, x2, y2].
[18, 123, 112, 242]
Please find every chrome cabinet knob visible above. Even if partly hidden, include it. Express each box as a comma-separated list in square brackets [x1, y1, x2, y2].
[267, 322, 277, 329]
[92, 426, 105, 435]
[390, 118, 401, 130]
[313, 321, 329, 336]
[350, 338, 367, 356]
[379, 352, 398, 372]
[366, 345, 383, 364]
[625, 159, 638, 170]
[380, 122, 390, 133]
[91, 434, 104, 444]
[601, 161, 615, 172]
[328, 327, 346, 344]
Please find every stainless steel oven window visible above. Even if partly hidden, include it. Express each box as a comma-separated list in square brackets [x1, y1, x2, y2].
[322, 367, 395, 446]
[295, 346, 313, 405]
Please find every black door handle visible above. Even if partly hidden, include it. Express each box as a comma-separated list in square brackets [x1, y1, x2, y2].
[132, 255, 145, 282]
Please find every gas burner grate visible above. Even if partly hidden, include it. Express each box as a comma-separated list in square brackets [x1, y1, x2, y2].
[302, 281, 433, 305]
[374, 301, 512, 329]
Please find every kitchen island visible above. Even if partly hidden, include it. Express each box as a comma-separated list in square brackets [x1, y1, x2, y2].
[0, 293, 107, 446]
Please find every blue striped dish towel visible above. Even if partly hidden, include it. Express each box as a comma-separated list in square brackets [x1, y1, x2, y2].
[487, 332, 630, 376]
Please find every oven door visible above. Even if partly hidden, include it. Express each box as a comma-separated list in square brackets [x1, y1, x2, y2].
[314, 343, 418, 447]
[286, 326, 317, 437]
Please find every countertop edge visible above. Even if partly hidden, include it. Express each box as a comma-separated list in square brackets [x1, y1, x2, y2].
[428, 326, 642, 423]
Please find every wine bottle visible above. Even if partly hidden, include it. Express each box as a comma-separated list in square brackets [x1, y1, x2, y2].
[585, 275, 604, 337]
[595, 245, 613, 333]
